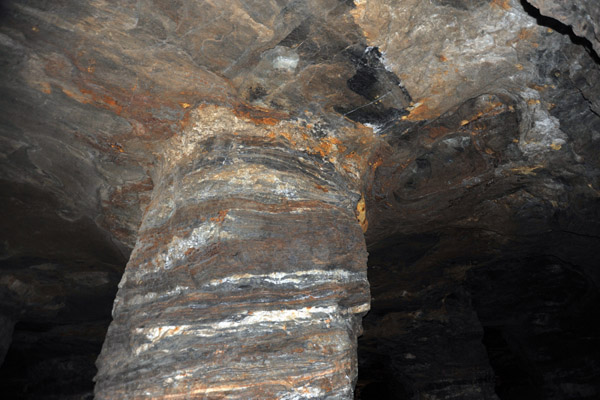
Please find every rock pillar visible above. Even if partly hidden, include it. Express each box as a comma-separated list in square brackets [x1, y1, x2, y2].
[95, 107, 371, 399]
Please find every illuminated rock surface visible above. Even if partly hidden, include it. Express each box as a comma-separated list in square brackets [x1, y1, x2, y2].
[0, 0, 598, 399]
[95, 107, 371, 399]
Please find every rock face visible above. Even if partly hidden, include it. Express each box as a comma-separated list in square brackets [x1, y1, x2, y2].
[0, 0, 599, 399]
[528, 0, 600, 56]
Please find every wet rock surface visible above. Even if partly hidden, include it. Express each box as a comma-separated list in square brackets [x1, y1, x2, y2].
[0, 0, 598, 398]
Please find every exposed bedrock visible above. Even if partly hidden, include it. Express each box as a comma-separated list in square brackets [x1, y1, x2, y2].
[0, 0, 599, 398]
[95, 108, 371, 399]
[526, 0, 600, 57]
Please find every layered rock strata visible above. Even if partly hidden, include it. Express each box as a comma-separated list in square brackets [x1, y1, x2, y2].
[95, 107, 371, 399]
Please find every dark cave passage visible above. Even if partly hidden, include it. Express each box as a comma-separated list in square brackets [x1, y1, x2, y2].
[0, 320, 99, 400]
[355, 234, 600, 400]
[467, 256, 600, 400]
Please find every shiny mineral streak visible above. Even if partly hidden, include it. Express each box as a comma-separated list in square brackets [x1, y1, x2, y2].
[97, 105, 374, 399]
[133, 305, 360, 354]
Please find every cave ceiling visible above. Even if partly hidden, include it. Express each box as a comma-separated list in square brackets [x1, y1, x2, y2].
[0, 0, 599, 398]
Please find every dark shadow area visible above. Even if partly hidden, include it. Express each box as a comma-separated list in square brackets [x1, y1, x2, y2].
[334, 46, 411, 129]
[481, 326, 541, 400]
[357, 234, 600, 399]
[0, 320, 101, 400]
[467, 256, 600, 400]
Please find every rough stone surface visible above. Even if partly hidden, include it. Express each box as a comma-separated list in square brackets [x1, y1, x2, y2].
[351, 0, 544, 118]
[95, 107, 371, 399]
[528, 0, 600, 56]
[0, 0, 598, 399]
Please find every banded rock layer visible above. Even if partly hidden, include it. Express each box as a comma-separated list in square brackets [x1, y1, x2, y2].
[95, 107, 371, 399]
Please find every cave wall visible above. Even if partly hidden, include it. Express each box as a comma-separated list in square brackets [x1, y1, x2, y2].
[0, 0, 598, 399]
